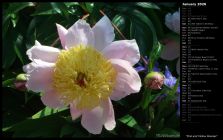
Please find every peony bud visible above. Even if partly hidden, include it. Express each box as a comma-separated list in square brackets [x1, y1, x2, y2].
[16, 74, 27, 81]
[15, 74, 27, 91]
[144, 72, 164, 90]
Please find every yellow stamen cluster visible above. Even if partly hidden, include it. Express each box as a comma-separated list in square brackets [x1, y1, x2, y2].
[53, 45, 116, 110]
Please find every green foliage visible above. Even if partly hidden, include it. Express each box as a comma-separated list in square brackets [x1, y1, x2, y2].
[2, 2, 180, 137]
[136, 2, 160, 10]
[32, 107, 68, 119]
[8, 116, 68, 137]
[149, 42, 164, 71]
[119, 114, 137, 127]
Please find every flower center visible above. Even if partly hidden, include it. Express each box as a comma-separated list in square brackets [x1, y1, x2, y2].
[52, 45, 116, 110]
[76, 72, 87, 88]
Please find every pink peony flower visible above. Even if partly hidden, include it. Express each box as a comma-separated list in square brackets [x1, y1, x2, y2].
[163, 8, 180, 75]
[23, 16, 142, 134]
[160, 38, 180, 75]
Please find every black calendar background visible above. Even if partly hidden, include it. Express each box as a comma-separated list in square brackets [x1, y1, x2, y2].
[180, 1, 223, 138]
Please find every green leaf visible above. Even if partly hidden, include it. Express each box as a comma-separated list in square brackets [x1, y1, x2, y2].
[143, 10, 165, 39]
[3, 2, 33, 35]
[155, 95, 176, 121]
[64, 2, 79, 7]
[26, 17, 39, 49]
[119, 114, 146, 135]
[119, 114, 137, 127]
[79, 2, 94, 13]
[50, 2, 70, 20]
[2, 78, 15, 88]
[165, 112, 180, 130]
[84, 2, 94, 13]
[3, 2, 34, 25]
[7, 2, 34, 14]
[112, 15, 124, 26]
[157, 128, 180, 138]
[135, 130, 147, 138]
[150, 92, 163, 103]
[31, 3, 58, 16]
[154, 118, 164, 131]
[130, 19, 151, 56]
[10, 13, 19, 28]
[130, 10, 158, 47]
[72, 129, 89, 137]
[60, 124, 75, 137]
[112, 14, 130, 39]
[149, 106, 155, 120]
[2, 88, 34, 131]
[129, 10, 157, 56]
[141, 89, 152, 109]
[149, 42, 164, 71]
[32, 107, 68, 119]
[13, 34, 24, 64]
[32, 15, 66, 46]
[136, 2, 160, 10]
[2, 126, 13, 132]
[107, 3, 135, 13]
[8, 116, 68, 137]
[2, 29, 17, 69]
[2, 16, 11, 38]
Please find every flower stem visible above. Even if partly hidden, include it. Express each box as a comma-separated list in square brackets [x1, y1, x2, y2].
[141, 88, 152, 110]
[82, 13, 90, 20]
[99, 10, 126, 40]
[51, 38, 59, 47]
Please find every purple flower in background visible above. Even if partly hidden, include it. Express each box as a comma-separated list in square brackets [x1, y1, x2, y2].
[164, 66, 177, 88]
[136, 61, 181, 116]
[135, 56, 160, 73]
[164, 66, 180, 116]
[153, 63, 161, 72]
[164, 66, 180, 93]
[135, 65, 147, 72]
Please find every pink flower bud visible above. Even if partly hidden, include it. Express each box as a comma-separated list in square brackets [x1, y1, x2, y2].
[14, 81, 27, 91]
[144, 72, 164, 90]
[14, 74, 27, 91]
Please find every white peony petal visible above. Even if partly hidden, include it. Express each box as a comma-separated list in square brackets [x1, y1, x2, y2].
[35, 40, 41, 46]
[80, 98, 116, 134]
[109, 59, 141, 101]
[81, 105, 104, 134]
[110, 89, 129, 101]
[70, 103, 82, 120]
[24, 60, 55, 92]
[102, 40, 140, 66]
[41, 87, 64, 108]
[27, 40, 60, 63]
[93, 15, 115, 51]
[65, 19, 95, 49]
[56, 23, 68, 49]
[102, 98, 116, 130]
